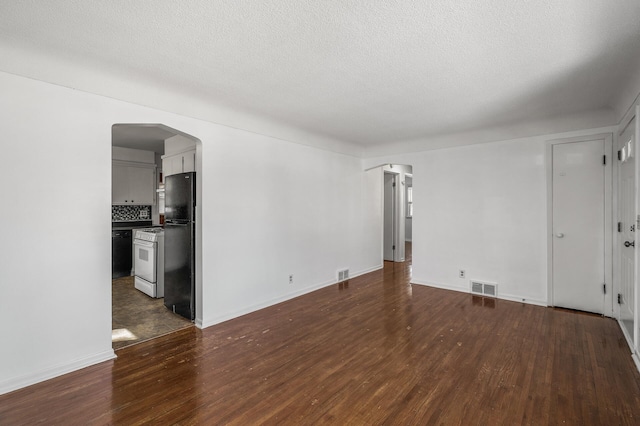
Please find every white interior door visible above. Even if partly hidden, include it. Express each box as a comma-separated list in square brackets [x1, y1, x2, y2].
[383, 173, 396, 261]
[619, 117, 636, 336]
[552, 139, 606, 313]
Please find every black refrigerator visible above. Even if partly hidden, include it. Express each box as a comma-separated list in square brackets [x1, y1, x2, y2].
[164, 172, 196, 320]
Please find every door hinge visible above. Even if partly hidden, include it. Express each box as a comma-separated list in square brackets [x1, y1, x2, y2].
[603, 283, 606, 294]
[618, 222, 622, 232]
[618, 293, 623, 304]
[392, 245, 396, 251]
[603, 155, 606, 165]
[618, 150, 622, 161]
[392, 182, 396, 187]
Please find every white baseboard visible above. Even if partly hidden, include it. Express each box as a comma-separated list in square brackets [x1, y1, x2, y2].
[194, 318, 204, 329]
[199, 279, 337, 328]
[618, 319, 636, 352]
[200, 264, 384, 329]
[0, 349, 116, 396]
[411, 279, 468, 294]
[617, 319, 640, 374]
[633, 353, 640, 374]
[411, 280, 546, 307]
[351, 264, 384, 278]
[498, 292, 547, 307]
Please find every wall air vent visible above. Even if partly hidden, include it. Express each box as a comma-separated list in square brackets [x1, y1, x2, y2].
[470, 280, 497, 298]
[337, 269, 350, 282]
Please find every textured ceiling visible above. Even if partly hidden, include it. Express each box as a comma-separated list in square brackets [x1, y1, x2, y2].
[1, 0, 639, 148]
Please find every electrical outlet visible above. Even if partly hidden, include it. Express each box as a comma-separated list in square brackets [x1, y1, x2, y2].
[289, 274, 294, 284]
[459, 270, 465, 279]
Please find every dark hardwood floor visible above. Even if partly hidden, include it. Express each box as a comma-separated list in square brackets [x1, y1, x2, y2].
[2, 251, 640, 424]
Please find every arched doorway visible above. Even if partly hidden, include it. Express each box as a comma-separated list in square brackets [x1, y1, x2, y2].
[111, 123, 201, 350]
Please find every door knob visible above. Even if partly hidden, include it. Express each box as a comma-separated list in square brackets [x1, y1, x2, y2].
[624, 241, 635, 248]
[555, 233, 564, 238]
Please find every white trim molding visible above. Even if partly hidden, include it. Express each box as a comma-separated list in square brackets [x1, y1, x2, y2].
[0, 350, 116, 396]
[199, 264, 384, 329]
[412, 280, 547, 307]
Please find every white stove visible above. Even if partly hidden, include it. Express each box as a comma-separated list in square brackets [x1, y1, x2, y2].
[133, 228, 164, 298]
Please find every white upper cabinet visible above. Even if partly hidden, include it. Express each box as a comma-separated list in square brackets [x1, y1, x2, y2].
[112, 162, 155, 205]
[127, 166, 155, 205]
[112, 164, 131, 204]
[162, 149, 196, 178]
[182, 149, 195, 173]
[163, 134, 196, 178]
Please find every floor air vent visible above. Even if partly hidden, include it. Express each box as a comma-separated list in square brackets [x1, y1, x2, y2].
[470, 280, 497, 297]
[337, 269, 350, 282]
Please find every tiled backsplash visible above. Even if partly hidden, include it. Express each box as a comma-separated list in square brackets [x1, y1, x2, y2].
[112, 205, 152, 222]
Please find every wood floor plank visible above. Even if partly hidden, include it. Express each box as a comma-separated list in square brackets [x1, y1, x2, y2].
[2, 254, 640, 424]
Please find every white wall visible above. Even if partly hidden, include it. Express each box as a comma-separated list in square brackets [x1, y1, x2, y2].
[200, 125, 382, 326]
[365, 126, 617, 306]
[0, 71, 380, 394]
[405, 218, 412, 242]
[405, 175, 412, 242]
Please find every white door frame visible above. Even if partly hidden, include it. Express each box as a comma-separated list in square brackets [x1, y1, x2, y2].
[616, 113, 636, 334]
[546, 133, 614, 315]
[634, 106, 640, 357]
[634, 106, 640, 367]
[383, 171, 401, 262]
[615, 104, 640, 365]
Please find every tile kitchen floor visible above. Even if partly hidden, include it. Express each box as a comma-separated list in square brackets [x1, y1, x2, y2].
[112, 276, 193, 350]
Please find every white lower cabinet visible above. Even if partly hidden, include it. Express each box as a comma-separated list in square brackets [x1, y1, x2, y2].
[112, 163, 155, 205]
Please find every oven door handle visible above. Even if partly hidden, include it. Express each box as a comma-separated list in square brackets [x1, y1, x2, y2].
[134, 240, 155, 248]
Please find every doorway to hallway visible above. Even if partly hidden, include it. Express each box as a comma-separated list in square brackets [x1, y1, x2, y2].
[383, 172, 397, 261]
[382, 164, 413, 263]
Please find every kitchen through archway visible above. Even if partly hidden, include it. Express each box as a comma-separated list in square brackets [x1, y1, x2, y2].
[111, 123, 202, 350]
